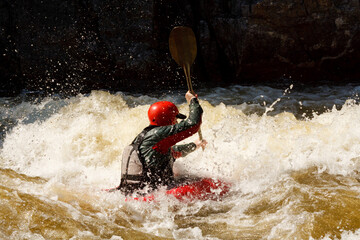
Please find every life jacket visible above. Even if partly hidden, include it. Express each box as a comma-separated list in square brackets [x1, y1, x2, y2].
[118, 125, 157, 194]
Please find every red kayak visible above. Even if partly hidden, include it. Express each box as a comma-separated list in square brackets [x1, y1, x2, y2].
[105, 178, 231, 202]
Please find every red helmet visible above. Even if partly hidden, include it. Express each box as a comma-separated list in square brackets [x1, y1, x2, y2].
[148, 101, 186, 126]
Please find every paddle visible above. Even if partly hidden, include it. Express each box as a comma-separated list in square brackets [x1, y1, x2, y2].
[169, 26, 204, 144]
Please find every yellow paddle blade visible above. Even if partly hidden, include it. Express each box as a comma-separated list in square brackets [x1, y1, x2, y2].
[169, 26, 197, 67]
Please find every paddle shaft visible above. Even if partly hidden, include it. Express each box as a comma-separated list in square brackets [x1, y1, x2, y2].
[183, 63, 203, 141]
[183, 63, 194, 94]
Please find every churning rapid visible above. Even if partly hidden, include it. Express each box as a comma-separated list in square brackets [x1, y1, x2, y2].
[2, 84, 360, 239]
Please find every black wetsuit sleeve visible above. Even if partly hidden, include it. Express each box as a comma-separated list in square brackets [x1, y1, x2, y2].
[172, 142, 197, 158]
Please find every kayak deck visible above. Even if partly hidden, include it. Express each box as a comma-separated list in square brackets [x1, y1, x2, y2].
[105, 178, 231, 202]
[166, 178, 230, 201]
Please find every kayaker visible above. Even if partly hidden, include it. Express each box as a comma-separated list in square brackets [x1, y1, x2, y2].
[117, 91, 207, 195]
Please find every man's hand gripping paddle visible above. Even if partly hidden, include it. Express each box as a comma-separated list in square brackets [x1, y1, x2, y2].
[169, 26, 204, 147]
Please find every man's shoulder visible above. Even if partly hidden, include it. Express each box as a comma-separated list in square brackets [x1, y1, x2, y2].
[145, 125, 173, 139]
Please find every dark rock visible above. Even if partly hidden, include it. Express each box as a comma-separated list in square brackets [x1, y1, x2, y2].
[0, 0, 359, 96]
[194, 0, 360, 85]
[0, 1, 23, 96]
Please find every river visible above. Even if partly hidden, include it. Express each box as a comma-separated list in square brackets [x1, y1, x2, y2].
[1, 84, 360, 239]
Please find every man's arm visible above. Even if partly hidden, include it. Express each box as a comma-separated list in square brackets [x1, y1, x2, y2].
[171, 143, 197, 158]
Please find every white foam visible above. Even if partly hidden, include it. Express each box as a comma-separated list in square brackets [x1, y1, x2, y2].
[2, 91, 360, 192]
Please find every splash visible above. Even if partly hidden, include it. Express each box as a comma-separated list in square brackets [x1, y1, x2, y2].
[2, 89, 360, 193]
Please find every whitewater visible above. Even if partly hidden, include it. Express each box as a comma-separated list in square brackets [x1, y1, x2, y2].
[1, 84, 360, 239]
